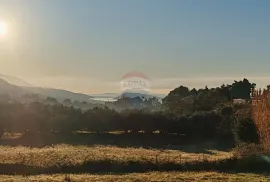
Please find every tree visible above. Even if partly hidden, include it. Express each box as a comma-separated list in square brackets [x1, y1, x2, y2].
[63, 99, 72, 105]
[190, 88, 198, 95]
[231, 78, 255, 100]
[162, 86, 191, 113]
[44, 97, 59, 105]
[217, 84, 232, 101]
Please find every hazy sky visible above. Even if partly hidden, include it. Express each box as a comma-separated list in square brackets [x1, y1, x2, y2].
[0, 0, 269, 94]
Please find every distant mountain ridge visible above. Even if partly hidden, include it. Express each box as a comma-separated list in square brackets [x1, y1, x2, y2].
[0, 74, 32, 87]
[0, 74, 93, 101]
[0, 78, 27, 96]
[22, 86, 93, 102]
[0, 74, 165, 102]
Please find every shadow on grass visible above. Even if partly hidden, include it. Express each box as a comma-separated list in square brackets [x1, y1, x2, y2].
[0, 132, 233, 154]
[0, 157, 269, 175]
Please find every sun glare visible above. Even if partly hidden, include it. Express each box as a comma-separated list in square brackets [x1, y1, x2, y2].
[0, 21, 7, 36]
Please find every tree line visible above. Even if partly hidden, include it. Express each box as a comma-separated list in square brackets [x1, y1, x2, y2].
[162, 78, 256, 113]
[0, 102, 258, 144]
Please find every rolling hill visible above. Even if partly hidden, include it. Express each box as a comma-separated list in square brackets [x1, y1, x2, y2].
[0, 78, 27, 96]
[22, 86, 93, 102]
[0, 74, 32, 87]
[0, 74, 93, 102]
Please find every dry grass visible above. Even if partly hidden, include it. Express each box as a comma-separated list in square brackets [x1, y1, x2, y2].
[252, 89, 270, 151]
[0, 144, 232, 168]
[0, 140, 265, 181]
[0, 172, 269, 182]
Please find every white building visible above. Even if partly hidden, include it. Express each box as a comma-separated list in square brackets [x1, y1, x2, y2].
[233, 99, 246, 104]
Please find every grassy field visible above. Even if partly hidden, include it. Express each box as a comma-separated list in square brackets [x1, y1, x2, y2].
[0, 144, 232, 168]
[0, 143, 244, 175]
[0, 172, 269, 182]
[0, 137, 268, 181]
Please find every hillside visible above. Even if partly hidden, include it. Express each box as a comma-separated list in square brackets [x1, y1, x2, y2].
[0, 74, 93, 102]
[0, 78, 27, 96]
[22, 86, 93, 102]
[0, 74, 32, 87]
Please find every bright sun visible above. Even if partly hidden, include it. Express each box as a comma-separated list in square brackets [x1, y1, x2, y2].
[0, 21, 7, 36]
